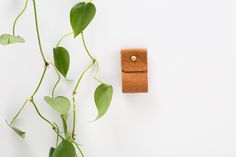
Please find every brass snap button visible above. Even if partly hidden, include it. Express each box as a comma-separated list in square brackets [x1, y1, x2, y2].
[130, 55, 137, 62]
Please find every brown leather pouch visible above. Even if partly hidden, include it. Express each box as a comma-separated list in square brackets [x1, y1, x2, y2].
[121, 48, 148, 93]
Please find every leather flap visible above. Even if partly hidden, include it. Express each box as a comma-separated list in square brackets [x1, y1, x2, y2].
[121, 48, 147, 72]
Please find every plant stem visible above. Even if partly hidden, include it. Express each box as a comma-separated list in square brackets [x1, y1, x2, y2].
[56, 134, 59, 147]
[9, 99, 30, 126]
[74, 62, 95, 92]
[53, 122, 60, 147]
[81, 32, 95, 62]
[93, 61, 105, 84]
[81, 32, 104, 84]
[32, 0, 47, 63]
[56, 32, 73, 47]
[72, 61, 95, 136]
[49, 62, 61, 98]
[71, 95, 76, 138]
[32, 100, 53, 125]
[12, 0, 28, 36]
[71, 32, 98, 137]
[32, 65, 48, 97]
[9, 65, 48, 125]
[73, 141, 85, 157]
[9, 0, 65, 145]
[9, 72, 48, 128]
[31, 100, 64, 140]
[31, 0, 50, 97]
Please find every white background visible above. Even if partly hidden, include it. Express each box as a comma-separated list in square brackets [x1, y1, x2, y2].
[1, 0, 236, 156]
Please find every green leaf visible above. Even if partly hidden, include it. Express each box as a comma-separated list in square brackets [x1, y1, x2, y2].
[0, 34, 25, 45]
[44, 96, 70, 115]
[70, 2, 96, 37]
[53, 47, 70, 77]
[6, 120, 26, 138]
[11, 127, 26, 138]
[94, 84, 113, 120]
[52, 140, 76, 157]
[61, 115, 68, 138]
[49, 147, 55, 157]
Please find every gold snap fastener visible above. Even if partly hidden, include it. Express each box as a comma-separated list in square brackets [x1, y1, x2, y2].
[130, 55, 137, 62]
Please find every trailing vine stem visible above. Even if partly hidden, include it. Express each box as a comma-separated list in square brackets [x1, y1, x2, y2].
[31, 100, 53, 126]
[71, 32, 96, 137]
[56, 32, 73, 47]
[32, 0, 47, 63]
[31, 100, 64, 140]
[49, 62, 61, 98]
[53, 122, 60, 147]
[9, 99, 30, 126]
[72, 61, 95, 137]
[81, 32, 95, 62]
[9, 65, 48, 126]
[71, 32, 105, 138]
[93, 61, 105, 84]
[32, 65, 48, 97]
[73, 140, 85, 157]
[12, 0, 28, 36]
[74, 61, 96, 92]
[9, 0, 55, 132]
[81, 32, 105, 84]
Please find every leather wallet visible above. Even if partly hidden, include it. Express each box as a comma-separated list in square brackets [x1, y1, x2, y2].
[121, 48, 148, 93]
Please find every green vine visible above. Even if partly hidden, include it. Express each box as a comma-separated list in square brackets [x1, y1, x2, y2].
[1, 0, 113, 157]
[12, 0, 28, 36]
[56, 32, 73, 48]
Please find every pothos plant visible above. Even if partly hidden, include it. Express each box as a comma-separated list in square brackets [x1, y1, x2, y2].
[1, 0, 113, 156]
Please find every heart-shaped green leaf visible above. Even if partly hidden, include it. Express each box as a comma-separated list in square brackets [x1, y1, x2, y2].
[52, 140, 76, 157]
[70, 2, 96, 37]
[0, 34, 25, 45]
[94, 84, 113, 120]
[53, 47, 70, 78]
[49, 147, 55, 157]
[44, 96, 70, 115]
